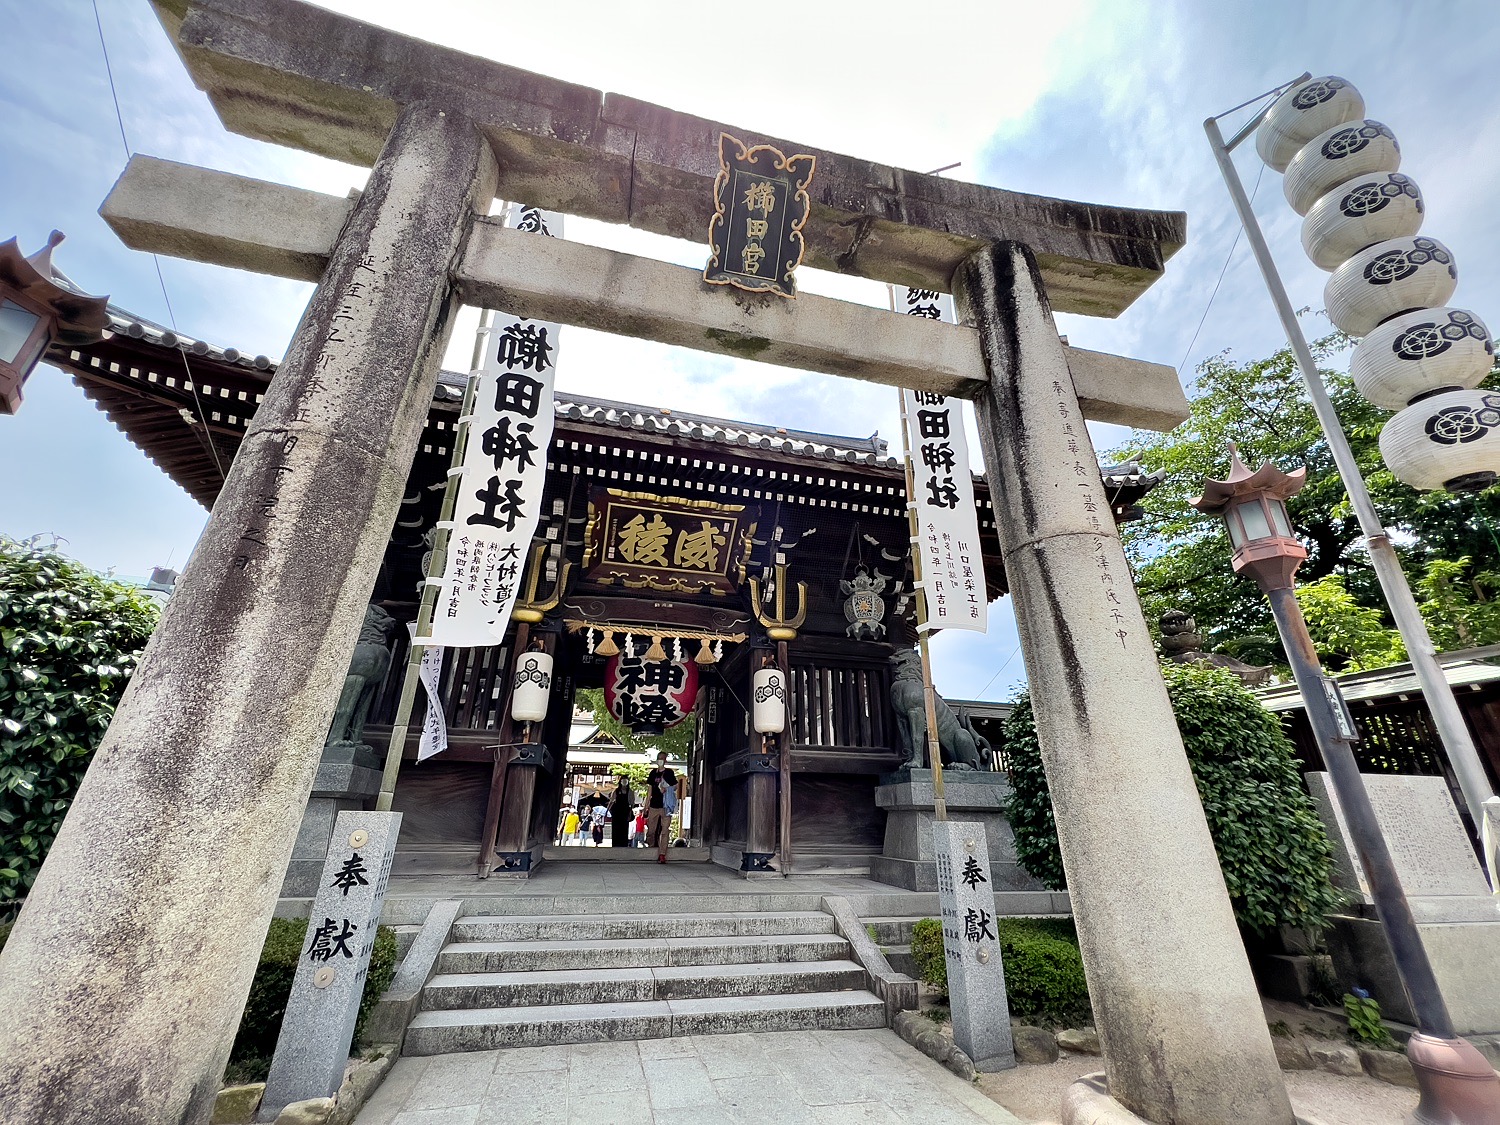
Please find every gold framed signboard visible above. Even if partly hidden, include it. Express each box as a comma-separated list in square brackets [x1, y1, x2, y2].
[583, 489, 757, 596]
[703, 132, 816, 299]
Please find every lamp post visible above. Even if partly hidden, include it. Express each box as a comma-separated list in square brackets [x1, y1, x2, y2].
[0, 231, 109, 413]
[1193, 445, 1500, 1124]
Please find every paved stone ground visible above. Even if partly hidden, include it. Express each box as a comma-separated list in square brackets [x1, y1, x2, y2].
[977, 1052, 1419, 1125]
[384, 862, 910, 898]
[354, 1029, 1022, 1125]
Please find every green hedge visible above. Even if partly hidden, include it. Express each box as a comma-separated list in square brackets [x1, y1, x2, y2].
[1004, 663, 1341, 936]
[910, 916, 1091, 1027]
[228, 917, 398, 1082]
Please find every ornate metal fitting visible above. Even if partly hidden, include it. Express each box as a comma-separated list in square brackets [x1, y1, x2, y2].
[748, 562, 807, 641]
[512, 542, 572, 623]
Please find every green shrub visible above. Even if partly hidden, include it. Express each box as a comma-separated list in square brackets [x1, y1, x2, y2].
[227, 917, 399, 1082]
[1344, 991, 1397, 1049]
[0, 539, 160, 909]
[1003, 663, 1341, 936]
[909, 916, 1092, 1027]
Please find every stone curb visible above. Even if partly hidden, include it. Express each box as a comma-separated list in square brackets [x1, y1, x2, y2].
[260, 1045, 398, 1125]
[822, 895, 919, 1025]
[366, 899, 462, 1047]
[892, 1009, 977, 1081]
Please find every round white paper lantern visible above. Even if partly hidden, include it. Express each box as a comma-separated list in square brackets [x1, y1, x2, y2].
[1380, 388, 1500, 492]
[1283, 119, 1400, 216]
[1351, 307, 1493, 409]
[1301, 172, 1423, 271]
[1324, 235, 1457, 338]
[510, 651, 554, 722]
[752, 667, 787, 734]
[1256, 76, 1365, 172]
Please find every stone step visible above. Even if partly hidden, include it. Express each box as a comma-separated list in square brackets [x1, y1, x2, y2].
[420, 959, 867, 1010]
[438, 932, 851, 974]
[450, 910, 835, 943]
[403, 990, 887, 1054]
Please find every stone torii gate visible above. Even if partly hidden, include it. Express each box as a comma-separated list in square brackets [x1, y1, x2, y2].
[0, 3, 1293, 1123]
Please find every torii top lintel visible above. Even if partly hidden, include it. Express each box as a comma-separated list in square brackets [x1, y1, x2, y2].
[152, 0, 1185, 318]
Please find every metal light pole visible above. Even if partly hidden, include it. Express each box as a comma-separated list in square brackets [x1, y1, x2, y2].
[1205, 84, 1497, 839]
[1194, 449, 1500, 1124]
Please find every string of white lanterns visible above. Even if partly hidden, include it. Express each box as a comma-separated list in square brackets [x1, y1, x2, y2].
[1257, 76, 1499, 492]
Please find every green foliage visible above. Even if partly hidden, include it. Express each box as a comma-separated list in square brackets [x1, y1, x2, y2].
[609, 761, 651, 791]
[1415, 557, 1500, 651]
[910, 918, 945, 989]
[0, 538, 160, 910]
[1295, 575, 1406, 672]
[1344, 992, 1397, 1049]
[910, 917, 1092, 1027]
[1004, 663, 1341, 936]
[1111, 334, 1500, 665]
[228, 917, 398, 1081]
[576, 687, 695, 760]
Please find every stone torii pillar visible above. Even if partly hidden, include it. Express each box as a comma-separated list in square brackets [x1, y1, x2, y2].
[957, 242, 1294, 1124]
[0, 103, 496, 1123]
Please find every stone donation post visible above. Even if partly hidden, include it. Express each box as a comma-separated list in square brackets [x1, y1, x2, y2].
[258, 811, 401, 1122]
[934, 820, 1015, 1072]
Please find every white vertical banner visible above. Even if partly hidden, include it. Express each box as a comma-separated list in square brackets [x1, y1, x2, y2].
[894, 285, 988, 633]
[416, 644, 448, 761]
[427, 205, 564, 647]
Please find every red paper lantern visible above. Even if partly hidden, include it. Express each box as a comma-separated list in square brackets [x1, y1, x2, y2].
[602, 653, 699, 733]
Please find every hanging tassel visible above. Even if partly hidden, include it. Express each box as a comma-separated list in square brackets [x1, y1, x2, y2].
[624, 633, 636, 659]
[695, 638, 715, 665]
[644, 634, 667, 662]
[596, 630, 619, 657]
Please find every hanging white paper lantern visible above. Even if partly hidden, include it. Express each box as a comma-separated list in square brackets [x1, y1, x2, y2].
[1351, 307, 1494, 409]
[1380, 389, 1500, 492]
[1301, 172, 1423, 271]
[1324, 236, 1457, 338]
[752, 667, 787, 734]
[1283, 119, 1400, 216]
[1256, 76, 1365, 172]
[510, 651, 554, 723]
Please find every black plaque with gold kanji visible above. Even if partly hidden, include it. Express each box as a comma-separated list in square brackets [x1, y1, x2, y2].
[704, 132, 816, 299]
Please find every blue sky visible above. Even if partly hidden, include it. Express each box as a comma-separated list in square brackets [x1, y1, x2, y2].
[2, 0, 1498, 702]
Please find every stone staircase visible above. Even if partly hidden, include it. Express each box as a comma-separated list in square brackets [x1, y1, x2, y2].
[402, 902, 886, 1054]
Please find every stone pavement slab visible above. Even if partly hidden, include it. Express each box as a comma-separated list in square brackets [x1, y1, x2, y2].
[355, 1028, 1022, 1124]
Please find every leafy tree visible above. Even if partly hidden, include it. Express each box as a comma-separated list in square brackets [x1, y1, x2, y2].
[575, 687, 695, 760]
[1415, 557, 1500, 651]
[1295, 574, 1405, 672]
[609, 761, 651, 790]
[1003, 663, 1341, 936]
[0, 539, 160, 912]
[1112, 332, 1500, 664]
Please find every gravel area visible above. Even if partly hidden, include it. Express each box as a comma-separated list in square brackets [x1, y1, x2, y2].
[977, 1053, 1419, 1124]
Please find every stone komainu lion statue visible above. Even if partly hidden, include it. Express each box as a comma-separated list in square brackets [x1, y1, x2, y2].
[326, 604, 397, 749]
[888, 647, 983, 771]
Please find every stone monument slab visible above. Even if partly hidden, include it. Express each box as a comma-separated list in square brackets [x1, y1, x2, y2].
[1306, 772, 1489, 901]
[934, 820, 1016, 1073]
[1307, 772, 1500, 1035]
[258, 811, 400, 1122]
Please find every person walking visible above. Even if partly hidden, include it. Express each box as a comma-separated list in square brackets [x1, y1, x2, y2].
[560, 806, 580, 847]
[646, 750, 677, 864]
[633, 806, 646, 847]
[590, 801, 607, 847]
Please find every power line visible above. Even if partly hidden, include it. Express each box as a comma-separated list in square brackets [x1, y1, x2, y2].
[91, 0, 227, 487]
[974, 642, 1022, 700]
[1176, 161, 1266, 378]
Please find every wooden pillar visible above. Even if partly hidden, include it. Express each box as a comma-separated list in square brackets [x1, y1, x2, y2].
[955, 240, 1293, 1125]
[777, 640, 793, 875]
[0, 103, 496, 1125]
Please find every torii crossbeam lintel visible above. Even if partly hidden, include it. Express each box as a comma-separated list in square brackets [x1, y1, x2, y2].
[100, 156, 1190, 432]
[150, 0, 1185, 317]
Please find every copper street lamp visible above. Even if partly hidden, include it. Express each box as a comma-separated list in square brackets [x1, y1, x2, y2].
[1192, 446, 1500, 1124]
[0, 231, 109, 414]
